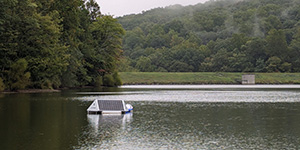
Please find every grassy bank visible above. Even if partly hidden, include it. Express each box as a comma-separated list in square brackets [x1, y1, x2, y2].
[119, 72, 300, 85]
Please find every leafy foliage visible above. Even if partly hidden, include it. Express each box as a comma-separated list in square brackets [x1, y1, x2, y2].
[0, 0, 124, 90]
[118, 0, 300, 73]
[0, 77, 4, 92]
[102, 74, 115, 87]
[8, 59, 31, 90]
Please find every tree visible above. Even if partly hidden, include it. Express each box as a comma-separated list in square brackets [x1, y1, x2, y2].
[169, 61, 193, 72]
[86, 0, 101, 20]
[164, 20, 184, 34]
[170, 41, 204, 71]
[116, 0, 300, 73]
[89, 15, 125, 82]
[52, 0, 84, 87]
[0, 77, 4, 92]
[194, 9, 226, 32]
[266, 29, 289, 60]
[211, 48, 230, 72]
[145, 24, 167, 48]
[228, 52, 253, 72]
[0, 0, 69, 89]
[255, 58, 267, 72]
[257, 4, 281, 17]
[26, 12, 69, 89]
[229, 33, 248, 51]
[266, 56, 281, 72]
[0, 0, 19, 86]
[168, 30, 184, 47]
[8, 59, 31, 90]
[136, 56, 154, 72]
[0, 0, 128, 90]
[262, 15, 282, 33]
[123, 27, 145, 50]
[244, 38, 267, 65]
[280, 62, 292, 72]
[118, 57, 138, 72]
[289, 28, 300, 71]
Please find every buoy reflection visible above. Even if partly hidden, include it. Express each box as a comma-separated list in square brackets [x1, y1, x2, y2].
[87, 113, 133, 132]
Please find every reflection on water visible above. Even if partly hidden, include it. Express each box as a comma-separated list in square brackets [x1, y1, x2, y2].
[0, 93, 88, 150]
[74, 101, 300, 149]
[77, 85, 300, 103]
[87, 113, 133, 132]
[74, 85, 300, 149]
[75, 113, 133, 150]
[1, 85, 300, 149]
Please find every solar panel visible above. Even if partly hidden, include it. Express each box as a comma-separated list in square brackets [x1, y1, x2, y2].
[98, 100, 125, 111]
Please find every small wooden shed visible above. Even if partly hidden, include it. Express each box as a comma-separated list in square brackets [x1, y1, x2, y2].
[242, 74, 255, 85]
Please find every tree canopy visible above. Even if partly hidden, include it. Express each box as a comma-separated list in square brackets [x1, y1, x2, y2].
[118, 0, 300, 73]
[0, 0, 124, 91]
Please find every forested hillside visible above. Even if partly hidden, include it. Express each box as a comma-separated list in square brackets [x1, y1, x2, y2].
[0, 0, 124, 91]
[118, 0, 300, 73]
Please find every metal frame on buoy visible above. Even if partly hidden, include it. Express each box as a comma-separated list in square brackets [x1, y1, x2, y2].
[87, 100, 132, 114]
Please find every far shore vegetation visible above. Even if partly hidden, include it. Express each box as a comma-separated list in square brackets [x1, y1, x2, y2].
[1, 0, 300, 92]
[119, 72, 300, 85]
[118, 0, 300, 73]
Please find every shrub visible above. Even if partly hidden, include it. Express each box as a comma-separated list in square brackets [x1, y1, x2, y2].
[9, 59, 31, 90]
[41, 79, 53, 89]
[94, 76, 103, 87]
[0, 77, 5, 92]
[103, 74, 115, 87]
[113, 72, 122, 86]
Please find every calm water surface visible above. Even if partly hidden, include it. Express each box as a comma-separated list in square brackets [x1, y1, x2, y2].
[1, 85, 300, 149]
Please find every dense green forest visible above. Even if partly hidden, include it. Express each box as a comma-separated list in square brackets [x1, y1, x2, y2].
[0, 0, 124, 91]
[118, 0, 300, 73]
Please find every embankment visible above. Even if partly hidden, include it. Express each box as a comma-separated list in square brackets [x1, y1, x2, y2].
[119, 72, 300, 85]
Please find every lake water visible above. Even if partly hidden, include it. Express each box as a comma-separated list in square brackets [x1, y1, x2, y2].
[1, 85, 300, 149]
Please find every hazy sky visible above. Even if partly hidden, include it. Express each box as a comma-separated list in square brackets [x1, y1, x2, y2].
[96, 0, 210, 17]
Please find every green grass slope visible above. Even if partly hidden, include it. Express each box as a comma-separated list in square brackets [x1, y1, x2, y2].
[119, 72, 300, 85]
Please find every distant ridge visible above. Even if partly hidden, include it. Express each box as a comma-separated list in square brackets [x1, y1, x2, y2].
[117, 0, 300, 73]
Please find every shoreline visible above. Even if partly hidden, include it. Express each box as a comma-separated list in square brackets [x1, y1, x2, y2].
[119, 84, 300, 90]
[1, 89, 61, 94]
[119, 72, 300, 85]
[121, 83, 300, 85]
[0, 86, 100, 94]
[1, 83, 300, 94]
[2, 72, 300, 93]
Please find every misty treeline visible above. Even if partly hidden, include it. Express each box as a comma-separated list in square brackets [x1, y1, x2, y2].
[118, 0, 300, 73]
[0, 0, 124, 91]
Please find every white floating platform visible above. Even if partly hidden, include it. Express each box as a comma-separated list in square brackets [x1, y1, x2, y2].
[87, 100, 133, 114]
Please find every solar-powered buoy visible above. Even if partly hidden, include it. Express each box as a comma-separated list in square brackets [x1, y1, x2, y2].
[87, 100, 133, 114]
